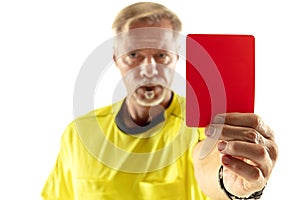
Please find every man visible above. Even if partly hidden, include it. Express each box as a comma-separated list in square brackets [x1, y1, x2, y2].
[42, 2, 278, 199]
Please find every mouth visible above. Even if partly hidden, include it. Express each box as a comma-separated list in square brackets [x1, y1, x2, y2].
[135, 85, 163, 99]
[144, 90, 155, 100]
[132, 84, 167, 107]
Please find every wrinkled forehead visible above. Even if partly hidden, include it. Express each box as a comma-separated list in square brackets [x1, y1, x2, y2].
[114, 27, 179, 57]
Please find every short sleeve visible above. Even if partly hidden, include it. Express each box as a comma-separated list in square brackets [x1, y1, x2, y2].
[41, 125, 75, 200]
[41, 153, 74, 200]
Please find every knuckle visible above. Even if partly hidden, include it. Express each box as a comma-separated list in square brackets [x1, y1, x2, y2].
[245, 129, 258, 142]
[268, 129, 275, 140]
[268, 141, 279, 163]
[253, 114, 262, 128]
[256, 145, 268, 160]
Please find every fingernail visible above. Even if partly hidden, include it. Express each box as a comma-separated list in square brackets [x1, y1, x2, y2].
[205, 126, 215, 137]
[218, 141, 227, 152]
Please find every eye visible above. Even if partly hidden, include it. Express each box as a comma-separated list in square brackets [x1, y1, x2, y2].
[128, 52, 138, 58]
[123, 51, 143, 66]
[155, 52, 171, 64]
[158, 53, 167, 58]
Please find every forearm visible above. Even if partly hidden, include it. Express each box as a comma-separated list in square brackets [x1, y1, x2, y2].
[192, 141, 229, 200]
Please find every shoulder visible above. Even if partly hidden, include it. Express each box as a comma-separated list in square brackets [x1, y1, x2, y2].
[74, 99, 124, 123]
[61, 100, 123, 141]
[76, 104, 115, 121]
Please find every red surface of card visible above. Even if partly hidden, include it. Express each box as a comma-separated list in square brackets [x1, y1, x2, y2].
[186, 34, 255, 127]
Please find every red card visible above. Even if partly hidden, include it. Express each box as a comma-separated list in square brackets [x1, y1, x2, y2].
[186, 34, 255, 127]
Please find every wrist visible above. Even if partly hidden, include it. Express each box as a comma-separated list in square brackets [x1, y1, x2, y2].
[218, 165, 266, 199]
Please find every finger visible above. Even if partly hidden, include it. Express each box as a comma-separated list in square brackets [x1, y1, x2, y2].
[265, 139, 278, 165]
[205, 124, 261, 143]
[213, 113, 274, 139]
[218, 140, 272, 177]
[221, 155, 265, 186]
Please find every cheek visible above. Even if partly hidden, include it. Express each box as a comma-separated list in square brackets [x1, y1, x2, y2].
[124, 56, 135, 66]
[167, 57, 178, 69]
[115, 58, 131, 75]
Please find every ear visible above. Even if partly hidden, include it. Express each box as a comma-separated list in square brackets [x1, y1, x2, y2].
[113, 54, 119, 68]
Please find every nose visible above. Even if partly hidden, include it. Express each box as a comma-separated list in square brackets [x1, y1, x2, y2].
[144, 56, 156, 65]
[139, 63, 158, 78]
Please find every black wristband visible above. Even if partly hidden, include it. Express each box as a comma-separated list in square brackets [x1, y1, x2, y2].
[218, 165, 266, 200]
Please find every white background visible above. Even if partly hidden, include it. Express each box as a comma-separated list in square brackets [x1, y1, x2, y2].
[0, 0, 299, 199]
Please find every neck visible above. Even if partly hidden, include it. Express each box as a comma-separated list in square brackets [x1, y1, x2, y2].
[126, 90, 173, 126]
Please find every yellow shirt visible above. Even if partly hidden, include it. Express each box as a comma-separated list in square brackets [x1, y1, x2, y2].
[42, 94, 210, 200]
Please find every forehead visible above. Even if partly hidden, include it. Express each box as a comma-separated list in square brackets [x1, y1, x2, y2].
[129, 18, 173, 30]
[114, 27, 178, 57]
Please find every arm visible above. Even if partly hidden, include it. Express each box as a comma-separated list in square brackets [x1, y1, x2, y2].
[193, 113, 278, 199]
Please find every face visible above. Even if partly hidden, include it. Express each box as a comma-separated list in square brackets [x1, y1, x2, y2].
[114, 19, 179, 107]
